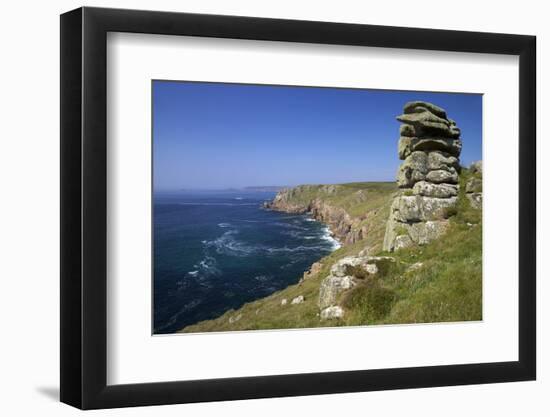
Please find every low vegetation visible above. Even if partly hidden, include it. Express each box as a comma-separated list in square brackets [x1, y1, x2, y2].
[181, 170, 481, 333]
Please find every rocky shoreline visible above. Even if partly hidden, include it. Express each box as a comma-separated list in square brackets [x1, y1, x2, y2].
[263, 185, 367, 246]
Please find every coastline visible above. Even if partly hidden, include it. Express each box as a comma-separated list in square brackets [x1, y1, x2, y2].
[179, 182, 398, 332]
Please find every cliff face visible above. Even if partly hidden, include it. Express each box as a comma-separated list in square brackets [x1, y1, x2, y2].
[264, 183, 394, 247]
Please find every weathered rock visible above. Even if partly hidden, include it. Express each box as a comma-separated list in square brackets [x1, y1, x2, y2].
[330, 256, 372, 277]
[449, 125, 461, 139]
[394, 234, 414, 250]
[413, 181, 458, 198]
[364, 263, 378, 275]
[319, 275, 355, 309]
[400, 124, 416, 137]
[404, 101, 448, 119]
[392, 195, 458, 222]
[407, 220, 449, 245]
[427, 151, 460, 172]
[398, 137, 461, 159]
[425, 169, 459, 184]
[320, 306, 344, 320]
[302, 261, 323, 281]
[408, 137, 462, 157]
[397, 110, 452, 137]
[331, 257, 358, 277]
[382, 217, 399, 253]
[467, 192, 482, 209]
[398, 136, 412, 159]
[470, 160, 483, 175]
[384, 101, 464, 251]
[397, 151, 428, 188]
[291, 295, 305, 305]
[385, 219, 449, 251]
[397, 110, 449, 126]
[465, 177, 482, 193]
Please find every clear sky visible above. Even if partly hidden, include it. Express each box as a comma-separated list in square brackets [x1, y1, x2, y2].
[153, 80, 482, 190]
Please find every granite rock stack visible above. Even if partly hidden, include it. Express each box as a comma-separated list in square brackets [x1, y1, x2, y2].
[383, 101, 462, 252]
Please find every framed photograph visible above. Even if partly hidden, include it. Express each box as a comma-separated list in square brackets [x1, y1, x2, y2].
[60, 6, 536, 409]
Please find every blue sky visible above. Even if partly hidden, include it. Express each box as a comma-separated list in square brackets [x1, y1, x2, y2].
[153, 81, 482, 190]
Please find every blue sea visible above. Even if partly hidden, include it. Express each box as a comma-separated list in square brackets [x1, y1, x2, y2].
[153, 190, 340, 334]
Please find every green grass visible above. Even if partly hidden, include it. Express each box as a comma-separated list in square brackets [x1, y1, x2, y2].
[181, 172, 482, 333]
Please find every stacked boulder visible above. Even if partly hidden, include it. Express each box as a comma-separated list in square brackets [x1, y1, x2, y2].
[383, 101, 462, 252]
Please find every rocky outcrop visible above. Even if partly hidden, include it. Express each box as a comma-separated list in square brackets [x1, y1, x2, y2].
[318, 254, 394, 319]
[264, 186, 367, 245]
[291, 295, 305, 304]
[384, 101, 462, 251]
[300, 261, 323, 283]
[320, 306, 344, 320]
[466, 161, 483, 209]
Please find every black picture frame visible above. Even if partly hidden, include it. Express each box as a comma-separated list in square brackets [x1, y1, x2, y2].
[60, 6, 536, 410]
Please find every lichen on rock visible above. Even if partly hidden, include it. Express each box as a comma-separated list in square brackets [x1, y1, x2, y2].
[384, 101, 463, 252]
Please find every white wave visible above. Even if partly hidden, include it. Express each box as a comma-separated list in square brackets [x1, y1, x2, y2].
[253, 275, 271, 282]
[193, 255, 221, 276]
[234, 197, 243, 200]
[281, 230, 303, 238]
[271, 222, 308, 230]
[320, 226, 342, 250]
[203, 229, 330, 257]
[187, 270, 199, 276]
[204, 230, 257, 257]
[217, 222, 232, 228]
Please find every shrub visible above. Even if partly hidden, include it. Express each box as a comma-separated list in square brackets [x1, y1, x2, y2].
[344, 264, 369, 280]
[342, 279, 396, 322]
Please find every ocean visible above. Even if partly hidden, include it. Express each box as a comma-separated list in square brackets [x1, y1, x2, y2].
[153, 190, 340, 334]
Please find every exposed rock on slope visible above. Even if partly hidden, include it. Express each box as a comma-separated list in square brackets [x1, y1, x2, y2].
[384, 101, 463, 251]
[264, 183, 396, 248]
[318, 254, 395, 319]
[465, 160, 483, 209]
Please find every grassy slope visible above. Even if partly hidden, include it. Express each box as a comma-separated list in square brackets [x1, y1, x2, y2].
[181, 173, 481, 333]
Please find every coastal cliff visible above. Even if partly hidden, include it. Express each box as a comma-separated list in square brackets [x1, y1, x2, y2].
[180, 101, 482, 333]
[264, 183, 397, 251]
